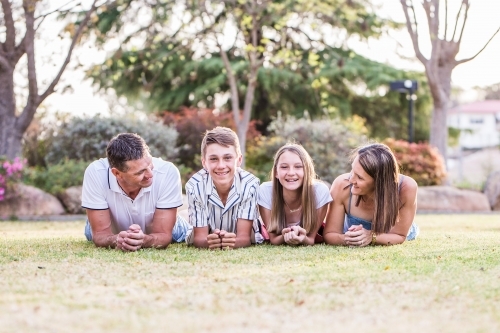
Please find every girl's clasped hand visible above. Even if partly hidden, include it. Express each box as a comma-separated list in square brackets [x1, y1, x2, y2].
[282, 226, 307, 245]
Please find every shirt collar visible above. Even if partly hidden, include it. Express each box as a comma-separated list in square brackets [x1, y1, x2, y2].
[207, 170, 241, 213]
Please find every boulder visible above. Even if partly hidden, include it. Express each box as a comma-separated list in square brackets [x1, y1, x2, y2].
[0, 184, 65, 218]
[484, 171, 500, 211]
[58, 186, 84, 214]
[417, 186, 491, 212]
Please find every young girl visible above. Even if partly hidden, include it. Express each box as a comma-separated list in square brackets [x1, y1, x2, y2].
[324, 143, 419, 246]
[258, 143, 332, 245]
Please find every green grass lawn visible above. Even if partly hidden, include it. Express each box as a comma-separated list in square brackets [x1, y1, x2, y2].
[1, 214, 499, 333]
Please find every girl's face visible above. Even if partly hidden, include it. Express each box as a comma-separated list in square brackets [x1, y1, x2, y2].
[275, 150, 304, 191]
[349, 156, 375, 196]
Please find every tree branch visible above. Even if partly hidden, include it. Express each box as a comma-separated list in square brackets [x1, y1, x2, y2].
[423, 0, 440, 59]
[0, 54, 10, 70]
[444, 0, 448, 40]
[1, 0, 16, 50]
[13, 35, 27, 65]
[456, 26, 500, 65]
[37, 0, 99, 103]
[451, 0, 465, 41]
[23, 0, 39, 108]
[400, 0, 428, 64]
[35, 0, 78, 21]
[457, 0, 470, 45]
[287, 26, 318, 48]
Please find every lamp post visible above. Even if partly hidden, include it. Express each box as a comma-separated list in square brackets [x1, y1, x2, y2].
[389, 80, 418, 143]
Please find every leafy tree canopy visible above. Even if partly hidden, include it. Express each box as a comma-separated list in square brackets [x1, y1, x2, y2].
[87, 0, 431, 141]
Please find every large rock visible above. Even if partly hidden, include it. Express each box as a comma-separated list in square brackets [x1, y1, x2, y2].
[484, 171, 500, 211]
[58, 186, 84, 214]
[417, 186, 491, 212]
[0, 184, 65, 218]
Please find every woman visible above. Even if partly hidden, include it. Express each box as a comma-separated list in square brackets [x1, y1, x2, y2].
[324, 143, 419, 246]
[258, 143, 332, 245]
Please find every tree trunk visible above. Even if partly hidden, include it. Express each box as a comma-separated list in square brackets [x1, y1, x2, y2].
[237, 124, 247, 168]
[0, 68, 22, 159]
[426, 61, 454, 162]
[0, 64, 36, 159]
[0, 0, 97, 159]
[429, 103, 448, 161]
[401, 0, 500, 166]
[0, 120, 24, 159]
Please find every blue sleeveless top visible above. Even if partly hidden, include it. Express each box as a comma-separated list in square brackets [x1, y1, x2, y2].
[343, 175, 419, 241]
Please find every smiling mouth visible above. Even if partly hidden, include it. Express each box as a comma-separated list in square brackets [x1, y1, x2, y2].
[285, 178, 299, 183]
[215, 171, 229, 176]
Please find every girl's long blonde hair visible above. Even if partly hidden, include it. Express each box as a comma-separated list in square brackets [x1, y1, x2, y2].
[268, 143, 317, 234]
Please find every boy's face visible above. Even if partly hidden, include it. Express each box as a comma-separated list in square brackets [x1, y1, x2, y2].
[202, 143, 242, 191]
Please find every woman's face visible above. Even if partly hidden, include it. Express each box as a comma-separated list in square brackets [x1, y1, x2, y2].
[349, 156, 375, 196]
[275, 150, 304, 192]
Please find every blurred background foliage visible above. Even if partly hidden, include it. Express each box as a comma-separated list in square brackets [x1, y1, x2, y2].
[246, 113, 368, 183]
[86, 0, 431, 141]
[19, 0, 446, 192]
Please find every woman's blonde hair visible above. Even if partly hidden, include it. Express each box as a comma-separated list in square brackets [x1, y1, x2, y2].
[351, 143, 400, 234]
[268, 143, 317, 234]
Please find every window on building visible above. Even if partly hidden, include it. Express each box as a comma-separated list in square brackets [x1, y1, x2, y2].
[469, 117, 484, 124]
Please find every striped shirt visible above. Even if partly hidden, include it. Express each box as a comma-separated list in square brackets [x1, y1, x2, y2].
[185, 168, 263, 244]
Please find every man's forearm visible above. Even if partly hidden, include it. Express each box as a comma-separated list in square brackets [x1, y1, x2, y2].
[93, 233, 118, 248]
[142, 233, 172, 249]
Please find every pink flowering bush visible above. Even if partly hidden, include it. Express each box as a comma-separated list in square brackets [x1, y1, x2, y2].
[0, 157, 26, 201]
[383, 139, 447, 186]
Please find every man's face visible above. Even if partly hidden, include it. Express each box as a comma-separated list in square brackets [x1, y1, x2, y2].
[114, 154, 154, 190]
[202, 144, 242, 190]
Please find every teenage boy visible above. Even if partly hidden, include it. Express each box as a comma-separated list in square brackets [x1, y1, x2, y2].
[185, 127, 264, 249]
[82, 133, 191, 251]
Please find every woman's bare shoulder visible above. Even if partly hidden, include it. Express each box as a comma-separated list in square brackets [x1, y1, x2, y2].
[400, 174, 418, 198]
[330, 173, 351, 197]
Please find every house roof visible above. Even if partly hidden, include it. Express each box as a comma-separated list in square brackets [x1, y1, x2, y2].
[448, 100, 500, 114]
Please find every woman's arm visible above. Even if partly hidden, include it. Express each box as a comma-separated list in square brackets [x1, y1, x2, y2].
[323, 175, 350, 246]
[376, 175, 418, 245]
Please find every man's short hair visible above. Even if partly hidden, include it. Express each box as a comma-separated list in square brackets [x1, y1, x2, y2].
[201, 127, 241, 157]
[107, 133, 150, 171]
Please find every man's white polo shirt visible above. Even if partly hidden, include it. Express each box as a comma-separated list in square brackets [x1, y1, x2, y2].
[81, 157, 183, 234]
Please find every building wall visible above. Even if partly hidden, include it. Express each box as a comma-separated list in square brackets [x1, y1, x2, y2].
[448, 113, 500, 148]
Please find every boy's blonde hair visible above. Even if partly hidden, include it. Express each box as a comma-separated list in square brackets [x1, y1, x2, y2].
[201, 127, 241, 157]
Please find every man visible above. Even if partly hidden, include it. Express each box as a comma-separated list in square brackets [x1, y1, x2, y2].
[184, 127, 264, 249]
[82, 133, 191, 251]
